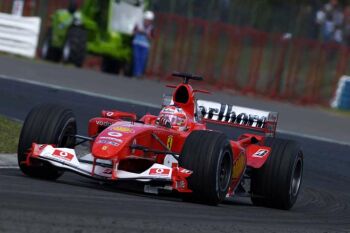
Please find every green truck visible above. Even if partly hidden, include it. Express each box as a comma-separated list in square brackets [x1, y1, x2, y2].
[41, 0, 148, 74]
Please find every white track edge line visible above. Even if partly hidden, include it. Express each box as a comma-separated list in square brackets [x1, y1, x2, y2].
[0, 74, 349, 147]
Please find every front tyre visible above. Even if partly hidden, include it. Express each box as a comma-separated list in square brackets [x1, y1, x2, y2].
[250, 138, 303, 210]
[17, 104, 77, 180]
[179, 130, 233, 205]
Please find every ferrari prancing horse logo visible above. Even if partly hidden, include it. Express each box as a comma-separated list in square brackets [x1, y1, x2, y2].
[167, 135, 173, 150]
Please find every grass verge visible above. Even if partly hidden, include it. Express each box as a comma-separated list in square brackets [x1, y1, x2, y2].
[0, 115, 22, 153]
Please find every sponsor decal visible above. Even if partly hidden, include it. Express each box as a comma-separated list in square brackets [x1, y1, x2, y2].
[106, 112, 114, 117]
[232, 152, 246, 179]
[167, 135, 173, 150]
[197, 101, 269, 128]
[112, 126, 134, 133]
[96, 121, 112, 127]
[149, 168, 170, 176]
[108, 132, 123, 138]
[253, 149, 269, 157]
[97, 140, 120, 147]
[52, 150, 74, 161]
[98, 136, 121, 142]
[104, 132, 124, 144]
[103, 168, 113, 175]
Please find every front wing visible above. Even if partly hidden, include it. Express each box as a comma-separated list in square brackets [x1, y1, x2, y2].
[26, 143, 192, 193]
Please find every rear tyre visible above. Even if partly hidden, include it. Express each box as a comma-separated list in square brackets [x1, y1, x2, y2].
[179, 130, 233, 205]
[250, 138, 303, 210]
[62, 27, 87, 67]
[41, 28, 61, 62]
[17, 104, 77, 180]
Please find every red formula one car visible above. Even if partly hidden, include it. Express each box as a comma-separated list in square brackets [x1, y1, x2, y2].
[17, 72, 303, 209]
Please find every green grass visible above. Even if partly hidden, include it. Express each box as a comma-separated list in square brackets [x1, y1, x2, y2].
[0, 115, 22, 153]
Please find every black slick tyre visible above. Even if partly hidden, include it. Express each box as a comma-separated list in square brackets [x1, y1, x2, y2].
[17, 104, 77, 180]
[41, 28, 61, 62]
[179, 130, 233, 205]
[62, 27, 87, 67]
[250, 138, 303, 210]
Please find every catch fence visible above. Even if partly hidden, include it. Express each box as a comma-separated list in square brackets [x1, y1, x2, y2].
[147, 13, 350, 106]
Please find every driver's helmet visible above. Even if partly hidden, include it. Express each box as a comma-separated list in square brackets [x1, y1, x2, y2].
[158, 106, 188, 131]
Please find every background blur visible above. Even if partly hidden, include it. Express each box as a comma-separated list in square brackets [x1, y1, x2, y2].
[1, 0, 350, 106]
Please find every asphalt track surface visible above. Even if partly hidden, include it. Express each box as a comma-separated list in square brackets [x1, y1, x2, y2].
[0, 78, 350, 233]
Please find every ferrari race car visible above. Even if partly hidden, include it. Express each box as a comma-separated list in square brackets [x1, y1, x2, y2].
[17, 72, 303, 209]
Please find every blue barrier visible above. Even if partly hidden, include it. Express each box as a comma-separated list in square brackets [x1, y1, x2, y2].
[332, 76, 350, 110]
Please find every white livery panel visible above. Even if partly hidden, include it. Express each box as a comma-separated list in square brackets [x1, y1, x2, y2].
[197, 100, 278, 134]
[33, 144, 173, 180]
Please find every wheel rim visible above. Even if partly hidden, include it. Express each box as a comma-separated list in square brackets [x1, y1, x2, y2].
[218, 151, 232, 192]
[41, 39, 49, 58]
[290, 153, 303, 197]
[63, 41, 71, 62]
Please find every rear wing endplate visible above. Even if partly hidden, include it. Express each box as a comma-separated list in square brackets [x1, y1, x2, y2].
[197, 100, 278, 137]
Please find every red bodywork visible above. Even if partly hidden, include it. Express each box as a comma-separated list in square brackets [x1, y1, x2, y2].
[26, 78, 277, 197]
[81, 81, 276, 196]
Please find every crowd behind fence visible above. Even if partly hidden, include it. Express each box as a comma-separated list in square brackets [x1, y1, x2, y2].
[151, 0, 350, 44]
[1, 0, 349, 106]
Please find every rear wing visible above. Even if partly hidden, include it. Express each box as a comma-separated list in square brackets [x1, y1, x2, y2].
[197, 100, 278, 137]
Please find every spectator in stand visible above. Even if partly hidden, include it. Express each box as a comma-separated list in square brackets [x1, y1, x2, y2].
[343, 6, 350, 45]
[316, 0, 344, 43]
[132, 11, 155, 78]
[310, 0, 323, 40]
